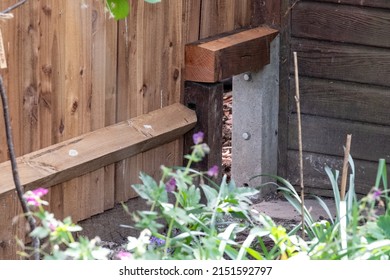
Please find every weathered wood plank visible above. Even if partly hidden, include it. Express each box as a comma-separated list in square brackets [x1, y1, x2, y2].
[287, 150, 381, 195]
[0, 103, 196, 200]
[309, 0, 390, 9]
[277, 0, 292, 178]
[91, 2, 118, 211]
[288, 114, 390, 162]
[251, 0, 281, 28]
[290, 77, 390, 126]
[184, 82, 224, 180]
[185, 26, 278, 82]
[0, 193, 25, 260]
[291, 38, 390, 87]
[292, 2, 390, 48]
[199, 0, 236, 39]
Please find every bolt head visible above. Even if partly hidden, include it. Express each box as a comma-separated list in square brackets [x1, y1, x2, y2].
[242, 132, 251, 140]
[243, 73, 252, 81]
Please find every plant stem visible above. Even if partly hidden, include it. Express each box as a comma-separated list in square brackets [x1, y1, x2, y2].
[293, 52, 305, 239]
[0, 76, 40, 259]
[340, 134, 352, 201]
[163, 197, 180, 258]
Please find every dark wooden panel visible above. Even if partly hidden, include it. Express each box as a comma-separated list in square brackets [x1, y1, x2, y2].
[309, 0, 390, 9]
[292, 2, 390, 48]
[290, 77, 390, 126]
[287, 150, 380, 195]
[277, 0, 292, 178]
[291, 38, 390, 87]
[184, 82, 224, 181]
[288, 114, 390, 162]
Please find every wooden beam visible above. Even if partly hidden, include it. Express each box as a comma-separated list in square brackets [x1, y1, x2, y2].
[185, 26, 279, 82]
[0, 103, 197, 199]
[184, 82, 224, 181]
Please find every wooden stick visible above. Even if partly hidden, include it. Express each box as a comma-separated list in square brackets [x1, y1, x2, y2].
[340, 134, 352, 201]
[1, 0, 28, 14]
[293, 52, 305, 238]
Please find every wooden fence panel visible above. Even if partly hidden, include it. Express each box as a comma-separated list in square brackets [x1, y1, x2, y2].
[310, 0, 390, 9]
[292, 2, 390, 48]
[290, 77, 390, 126]
[291, 38, 390, 87]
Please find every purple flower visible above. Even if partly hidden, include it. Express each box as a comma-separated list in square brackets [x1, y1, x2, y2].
[165, 177, 176, 192]
[207, 165, 219, 178]
[150, 236, 165, 247]
[373, 189, 382, 200]
[193, 131, 204, 145]
[116, 251, 132, 260]
[24, 188, 49, 207]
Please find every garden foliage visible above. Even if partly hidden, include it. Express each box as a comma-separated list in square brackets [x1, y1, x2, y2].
[20, 132, 390, 260]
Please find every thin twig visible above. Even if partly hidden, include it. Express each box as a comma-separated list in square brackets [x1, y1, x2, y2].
[293, 52, 305, 239]
[0, 76, 40, 260]
[1, 0, 28, 14]
[340, 134, 352, 201]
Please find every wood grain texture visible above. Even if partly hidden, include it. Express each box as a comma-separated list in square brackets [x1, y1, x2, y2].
[184, 82, 223, 180]
[277, 0, 291, 178]
[0, 104, 196, 200]
[185, 26, 278, 82]
[292, 2, 390, 48]
[291, 38, 390, 87]
[116, 0, 188, 203]
[309, 0, 390, 9]
[290, 77, 390, 126]
[0, 193, 25, 260]
[288, 114, 390, 163]
[200, 0, 236, 39]
[287, 150, 380, 195]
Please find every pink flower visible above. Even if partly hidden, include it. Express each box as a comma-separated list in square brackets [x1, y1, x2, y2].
[193, 131, 204, 145]
[24, 188, 49, 207]
[207, 165, 219, 178]
[32, 188, 49, 198]
[165, 177, 176, 192]
[117, 251, 132, 260]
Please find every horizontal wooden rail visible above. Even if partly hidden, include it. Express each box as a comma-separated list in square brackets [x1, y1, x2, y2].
[185, 26, 279, 82]
[0, 103, 197, 199]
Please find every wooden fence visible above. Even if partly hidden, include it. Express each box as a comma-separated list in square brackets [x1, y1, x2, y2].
[279, 0, 390, 196]
[0, 0, 268, 260]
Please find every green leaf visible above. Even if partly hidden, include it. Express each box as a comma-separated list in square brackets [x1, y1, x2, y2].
[106, 0, 130, 20]
[201, 184, 219, 207]
[218, 223, 239, 256]
[377, 215, 390, 238]
[30, 226, 50, 239]
[132, 172, 168, 203]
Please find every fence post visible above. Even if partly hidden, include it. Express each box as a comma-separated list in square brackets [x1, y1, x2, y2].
[183, 82, 224, 181]
[232, 35, 280, 199]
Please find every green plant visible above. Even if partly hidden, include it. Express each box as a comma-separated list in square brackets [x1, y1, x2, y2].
[254, 156, 390, 260]
[119, 131, 309, 260]
[19, 188, 109, 260]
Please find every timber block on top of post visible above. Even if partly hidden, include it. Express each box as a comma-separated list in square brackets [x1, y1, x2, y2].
[185, 26, 279, 83]
[183, 26, 279, 190]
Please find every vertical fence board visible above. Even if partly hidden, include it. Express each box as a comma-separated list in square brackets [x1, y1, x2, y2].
[0, 193, 24, 260]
